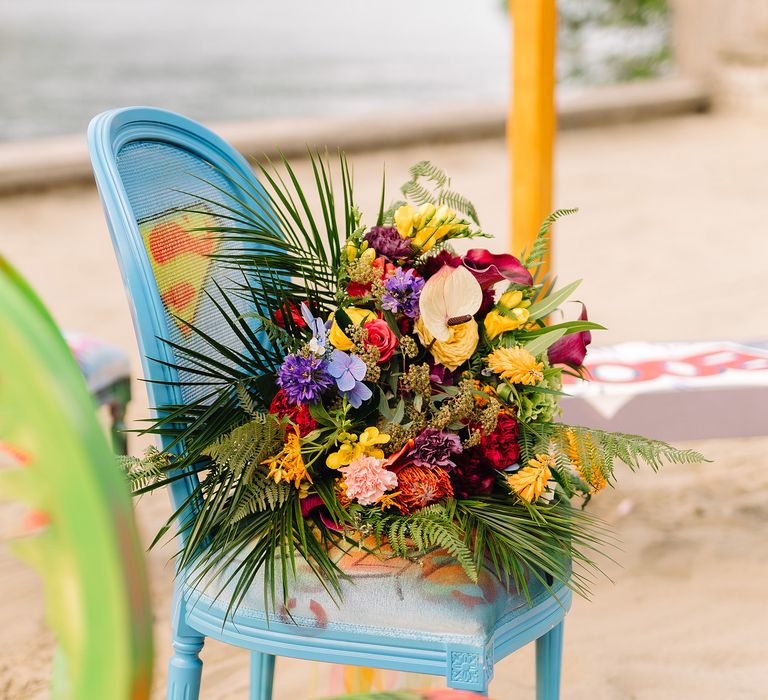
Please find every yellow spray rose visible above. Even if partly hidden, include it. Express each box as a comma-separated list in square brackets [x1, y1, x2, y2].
[415, 316, 479, 371]
[329, 307, 376, 351]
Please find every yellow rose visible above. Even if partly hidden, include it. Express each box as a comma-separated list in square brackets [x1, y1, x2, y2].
[415, 316, 479, 371]
[329, 307, 376, 351]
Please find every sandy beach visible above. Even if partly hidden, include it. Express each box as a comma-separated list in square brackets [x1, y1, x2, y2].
[1, 111, 767, 698]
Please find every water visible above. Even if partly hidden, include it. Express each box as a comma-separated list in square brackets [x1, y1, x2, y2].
[0, 0, 510, 141]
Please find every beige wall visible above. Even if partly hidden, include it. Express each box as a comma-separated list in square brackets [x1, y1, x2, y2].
[672, 0, 768, 111]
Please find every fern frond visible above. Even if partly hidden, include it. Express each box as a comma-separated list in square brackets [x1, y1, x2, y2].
[232, 479, 291, 519]
[523, 208, 579, 269]
[398, 160, 480, 225]
[408, 160, 450, 188]
[202, 413, 283, 478]
[361, 503, 478, 582]
[526, 422, 708, 477]
[118, 446, 169, 491]
[438, 189, 479, 224]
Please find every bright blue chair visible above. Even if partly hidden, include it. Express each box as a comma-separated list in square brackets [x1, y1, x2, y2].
[88, 107, 570, 700]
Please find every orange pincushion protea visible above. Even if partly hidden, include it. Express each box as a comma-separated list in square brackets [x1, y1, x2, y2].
[397, 465, 454, 513]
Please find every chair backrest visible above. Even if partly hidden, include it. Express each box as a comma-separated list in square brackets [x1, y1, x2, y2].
[0, 258, 153, 700]
[88, 107, 272, 523]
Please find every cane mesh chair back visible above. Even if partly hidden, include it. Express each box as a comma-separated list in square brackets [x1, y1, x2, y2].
[88, 108, 270, 520]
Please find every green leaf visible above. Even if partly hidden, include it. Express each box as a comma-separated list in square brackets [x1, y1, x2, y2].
[527, 280, 582, 320]
[524, 328, 567, 357]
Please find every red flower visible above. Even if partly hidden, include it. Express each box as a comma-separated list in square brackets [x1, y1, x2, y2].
[419, 250, 462, 279]
[479, 413, 520, 470]
[346, 281, 370, 297]
[463, 249, 533, 289]
[451, 447, 497, 498]
[274, 301, 306, 329]
[268, 389, 317, 436]
[363, 318, 399, 363]
[548, 303, 592, 368]
[299, 494, 343, 531]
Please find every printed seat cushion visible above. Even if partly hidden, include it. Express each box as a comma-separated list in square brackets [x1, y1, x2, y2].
[189, 538, 553, 646]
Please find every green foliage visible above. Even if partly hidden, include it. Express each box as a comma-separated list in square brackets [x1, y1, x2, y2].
[520, 421, 708, 484]
[201, 413, 283, 479]
[118, 445, 169, 491]
[455, 496, 608, 600]
[231, 480, 291, 521]
[523, 208, 579, 270]
[399, 160, 480, 225]
[362, 503, 478, 582]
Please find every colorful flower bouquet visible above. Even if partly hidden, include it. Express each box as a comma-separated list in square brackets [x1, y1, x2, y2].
[125, 158, 704, 612]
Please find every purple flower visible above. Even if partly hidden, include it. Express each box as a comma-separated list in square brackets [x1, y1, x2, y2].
[363, 226, 413, 260]
[548, 303, 592, 368]
[410, 428, 463, 470]
[276, 353, 334, 404]
[463, 249, 533, 290]
[327, 349, 373, 408]
[381, 268, 424, 319]
[300, 302, 331, 355]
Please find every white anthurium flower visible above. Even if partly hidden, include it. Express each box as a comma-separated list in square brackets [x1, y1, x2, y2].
[418, 265, 483, 342]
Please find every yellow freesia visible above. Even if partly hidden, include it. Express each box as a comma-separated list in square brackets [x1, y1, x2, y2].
[329, 307, 376, 351]
[393, 203, 467, 253]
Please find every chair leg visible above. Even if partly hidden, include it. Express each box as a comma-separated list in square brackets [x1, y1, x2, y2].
[249, 652, 275, 700]
[536, 621, 564, 700]
[167, 631, 205, 700]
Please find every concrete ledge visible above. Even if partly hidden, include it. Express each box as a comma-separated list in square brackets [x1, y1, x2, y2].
[0, 78, 709, 196]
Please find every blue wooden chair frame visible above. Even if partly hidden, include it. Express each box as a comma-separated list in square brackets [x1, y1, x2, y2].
[88, 107, 570, 700]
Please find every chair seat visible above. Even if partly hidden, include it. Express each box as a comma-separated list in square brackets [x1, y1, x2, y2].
[190, 539, 556, 647]
[64, 331, 131, 395]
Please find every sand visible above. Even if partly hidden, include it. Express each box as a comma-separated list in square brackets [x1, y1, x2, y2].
[1, 111, 767, 698]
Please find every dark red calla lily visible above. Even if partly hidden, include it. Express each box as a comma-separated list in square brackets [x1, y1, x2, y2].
[547, 304, 592, 368]
[463, 249, 533, 289]
[300, 494, 343, 531]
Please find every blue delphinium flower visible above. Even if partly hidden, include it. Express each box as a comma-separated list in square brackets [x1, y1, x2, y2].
[381, 267, 425, 318]
[327, 349, 372, 408]
[300, 302, 331, 356]
[276, 353, 334, 404]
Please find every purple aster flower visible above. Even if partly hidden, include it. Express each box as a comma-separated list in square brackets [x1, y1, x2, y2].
[381, 268, 424, 319]
[410, 428, 463, 470]
[327, 350, 373, 408]
[363, 226, 413, 260]
[276, 353, 333, 405]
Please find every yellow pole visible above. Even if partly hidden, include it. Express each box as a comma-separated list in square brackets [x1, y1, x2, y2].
[508, 0, 557, 272]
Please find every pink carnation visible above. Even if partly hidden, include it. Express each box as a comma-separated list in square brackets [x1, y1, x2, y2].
[340, 455, 398, 506]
